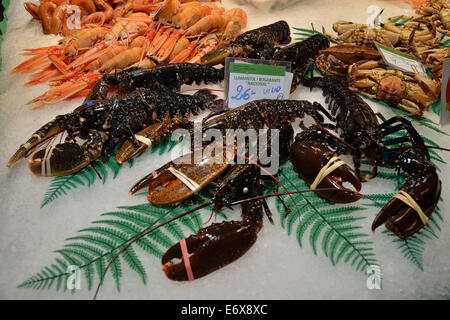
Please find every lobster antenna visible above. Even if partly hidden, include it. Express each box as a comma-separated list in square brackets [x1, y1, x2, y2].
[387, 145, 450, 153]
[202, 99, 226, 124]
[177, 88, 225, 94]
[229, 188, 383, 208]
[93, 199, 214, 300]
[90, 163, 103, 180]
[314, 123, 356, 151]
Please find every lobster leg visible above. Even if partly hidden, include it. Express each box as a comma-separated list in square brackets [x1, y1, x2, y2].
[290, 59, 315, 93]
[162, 200, 264, 281]
[380, 116, 430, 161]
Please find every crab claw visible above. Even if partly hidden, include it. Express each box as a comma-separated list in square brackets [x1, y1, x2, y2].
[130, 147, 232, 205]
[290, 140, 362, 203]
[162, 220, 259, 281]
[28, 143, 101, 177]
[372, 171, 441, 238]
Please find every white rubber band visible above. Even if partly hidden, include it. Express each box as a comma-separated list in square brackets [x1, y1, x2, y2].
[168, 167, 201, 193]
[135, 135, 152, 147]
[41, 146, 55, 177]
[393, 190, 429, 225]
[310, 156, 346, 190]
[23, 134, 43, 152]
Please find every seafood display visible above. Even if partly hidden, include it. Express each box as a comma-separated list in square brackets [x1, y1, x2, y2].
[24, 0, 228, 35]
[200, 20, 292, 65]
[2, 0, 450, 300]
[412, 0, 450, 36]
[7, 30, 331, 178]
[315, 44, 382, 76]
[348, 60, 440, 116]
[326, 18, 449, 78]
[300, 75, 441, 239]
[13, 0, 247, 108]
[123, 100, 325, 280]
[7, 63, 224, 176]
[25, 0, 116, 35]
[320, 0, 450, 116]
[110, 76, 442, 280]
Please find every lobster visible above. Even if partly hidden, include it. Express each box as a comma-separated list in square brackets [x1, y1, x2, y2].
[159, 140, 292, 281]
[7, 88, 224, 176]
[116, 99, 366, 281]
[201, 25, 330, 92]
[200, 20, 292, 66]
[84, 62, 225, 101]
[295, 75, 442, 238]
[271, 33, 330, 92]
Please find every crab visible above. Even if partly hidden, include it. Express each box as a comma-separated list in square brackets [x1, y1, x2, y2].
[326, 20, 441, 49]
[324, 21, 402, 47]
[347, 60, 441, 117]
[315, 44, 382, 76]
[415, 0, 450, 36]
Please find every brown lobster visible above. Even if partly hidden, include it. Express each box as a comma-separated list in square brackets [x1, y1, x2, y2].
[295, 75, 442, 239]
[114, 98, 364, 281]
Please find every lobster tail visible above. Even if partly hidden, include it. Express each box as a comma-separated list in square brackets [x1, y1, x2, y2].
[273, 33, 330, 69]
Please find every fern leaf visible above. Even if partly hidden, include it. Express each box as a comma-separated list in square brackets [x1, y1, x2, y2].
[277, 163, 376, 273]
[19, 194, 215, 293]
[121, 246, 147, 284]
[106, 252, 122, 291]
[309, 220, 326, 255]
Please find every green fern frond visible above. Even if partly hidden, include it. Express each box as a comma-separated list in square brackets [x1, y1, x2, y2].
[19, 194, 215, 292]
[389, 15, 413, 26]
[293, 26, 328, 41]
[430, 99, 441, 116]
[277, 163, 377, 274]
[383, 230, 425, 271]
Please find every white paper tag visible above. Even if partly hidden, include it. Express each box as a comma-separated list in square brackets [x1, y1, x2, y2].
[225, 58, 293, 109]
[440, 58, 450, 126]
[374, 41, 427, 76]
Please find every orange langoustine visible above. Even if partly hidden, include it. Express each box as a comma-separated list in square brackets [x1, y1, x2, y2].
[15, 1, 249, 109]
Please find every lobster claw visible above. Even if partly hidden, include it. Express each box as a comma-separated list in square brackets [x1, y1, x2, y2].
[162, 220, 259, 281]
[372, 171, 441, 238]
[28, 142, 101, 177]
[7, 115, 69, 168]
[200, 44, 245, 66]
[290, 139, 362, 203]
[129, 146, 232, 205]
[116, 118, 192, 164]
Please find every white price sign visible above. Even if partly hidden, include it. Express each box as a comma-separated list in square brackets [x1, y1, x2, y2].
[225, 58, 293, 109]
[374, 41, 427, 75]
